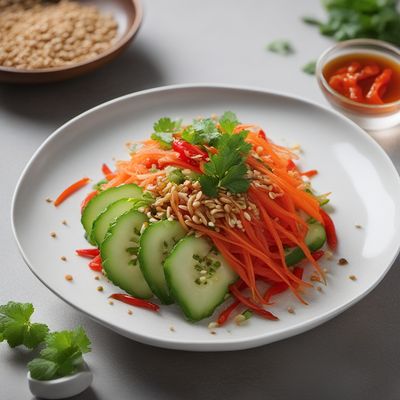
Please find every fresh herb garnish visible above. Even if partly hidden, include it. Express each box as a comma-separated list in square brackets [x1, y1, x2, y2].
[167, 168, 185, 184]
[302, 60, 317, 75]
[182, 118, 220, 145]
[302, 0, 400, 45]
[151, 117, 182, 149]
[28, 327, 91, 381]
[218, 111, 240, 134]
[200, 131, 251, 197]
[0, 302, 49, 349]
[267, 39, 295, 55]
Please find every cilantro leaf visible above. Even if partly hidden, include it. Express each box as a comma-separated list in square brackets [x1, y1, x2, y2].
[153, 117, 181, 133]
[267, 40, 295, 55]
[182, 118, 220, 145]
[151, 131, 174, 149]
[28, 327, 91, 381]
[302, 60, 317, 75]
[151, 117, 182, 149]
[219, 111, 239, 134]
[200, 131, 251, 197]
[0, 302, 49, 349]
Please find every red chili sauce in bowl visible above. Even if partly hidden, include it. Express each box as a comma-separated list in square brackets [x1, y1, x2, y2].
[323, 53, 400, 106]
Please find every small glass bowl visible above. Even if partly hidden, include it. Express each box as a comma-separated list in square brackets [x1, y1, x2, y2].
[316, 39, 400, 130]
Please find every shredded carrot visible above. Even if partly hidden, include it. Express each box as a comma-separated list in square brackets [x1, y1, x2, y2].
[54, 177, 90, 207]
[93, 119, 334, 315]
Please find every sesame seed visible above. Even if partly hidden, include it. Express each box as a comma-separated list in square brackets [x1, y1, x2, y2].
[94, 276, 100, 280]
[60, 256, 67, 261]
[287, 306, 295, 314]
[108, 300, 114, 305]
[62, 220, 68, 226]
[355, 224, 362, 229]
[65, 274, 73, 281]
[169, 326, 176, 332]
[50, 231, 57, 238]
[97, 286, 104, 292]
[316, 286, 323, 292]
[243, 212, 252, 221]
[234, 315, 247, 325]
[208, 322, 219, 329]
[45, 197, 53, 203]
[128, 309, 133, 315]
[349, 275, 357, 281]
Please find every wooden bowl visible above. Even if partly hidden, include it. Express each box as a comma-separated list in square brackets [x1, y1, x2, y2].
[0, 0, 143, 84]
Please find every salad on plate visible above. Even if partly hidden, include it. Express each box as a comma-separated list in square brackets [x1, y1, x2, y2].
[56, 112, 337, 326]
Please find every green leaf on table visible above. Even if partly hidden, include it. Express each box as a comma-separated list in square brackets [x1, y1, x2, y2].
[302, 60, 317, 75]
[267, 39, 295, 55]
[0, 302, 49, 349]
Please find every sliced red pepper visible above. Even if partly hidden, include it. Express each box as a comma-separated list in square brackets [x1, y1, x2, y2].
[54, 177, 90, 207]
[81, 190, 98, 213]
[320, 209, 337, 250]
[287, 159, 297, 171]
[217, 300, 240, 325]
[172, 139, 209, 167]
[88, 255, 103, 272]
[76, 248, 100, 259]
[110, 293, 160, 312]
[366, 68, 393, 105]
[230, 285, 278, 320]
[311, 250, 325, 262]
[258, 129, 267, 140]
[101, 163, 113, 176]
[263, 282, 288, 303]
[293, 267, 304, 279]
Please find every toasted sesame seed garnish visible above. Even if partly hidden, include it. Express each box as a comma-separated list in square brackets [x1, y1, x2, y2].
[61, 220, 68, 226]
[65, 274, 73, 281]
[355, 224, 362, 229]
[349, 275, 357, 281]
[323, 268, 329, 274]
[210, 331, 216, 335]
[325, 250, 334, 260]
[208, 322, 219, 330]
[108, 300, 114, 305]
[310, 274, 321, 282]
[50, 231, 57, 238]
[128, 309, 133, 315]
[60, 256, 67, 262]
[316, 286, 323, 292]
[338, 258, 348, 266]
[234, 314, 247, 325]
[94, 276, 100, 280]
[97, 286, 104, 292]
[169, 326, 176, 332]
[287, 306, 295, 314]
[45, 197, 53, 203]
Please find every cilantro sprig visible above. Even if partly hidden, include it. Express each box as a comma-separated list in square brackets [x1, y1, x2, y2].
[266, 39, 295, 55]
[28, 327, 91, 381]
[182, 118, 220, 145]
[200, 131, 251, 197]
[0, 302, 49, 349]
[151, 117, 182, 149]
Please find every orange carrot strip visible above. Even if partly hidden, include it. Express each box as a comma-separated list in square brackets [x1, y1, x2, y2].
[54, 177, 90, 207]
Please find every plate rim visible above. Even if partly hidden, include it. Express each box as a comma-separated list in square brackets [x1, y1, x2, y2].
[11, 83, 400, 351]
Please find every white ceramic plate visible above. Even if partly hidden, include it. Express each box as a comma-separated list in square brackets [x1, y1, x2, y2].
[12, 85, 400, 351]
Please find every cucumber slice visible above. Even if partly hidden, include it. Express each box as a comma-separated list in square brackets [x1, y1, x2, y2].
[101, 210, 152, 299]
[92, 198, 136, 246]
[285, 221, 326, 266]
[164, 236, 237, 321]
[81, 184, 142, 244]
[138, 220, 186, 304]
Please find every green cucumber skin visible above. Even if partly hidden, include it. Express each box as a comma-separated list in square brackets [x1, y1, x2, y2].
[81, 184, 142, 245]
[285, 221, 326, 266]
[138, 220, 186, 305]
[101, 210, 153, 299]
[164, 236, 237, 322]
[91, 198, 136, 246]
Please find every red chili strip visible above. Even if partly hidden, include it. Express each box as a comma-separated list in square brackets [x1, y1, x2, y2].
[293, 267, 304, 279]
[320, 209, 338, 250]
[88, 255, 102, 272]
[311, 250, 325, 262]
[230, 285, 278, 321]
[54, 177, 90, 207]
[101, 163, 112, 176]
[258, 129, 267, 140]
[217, 300, 240, 326]
[76, 248, 100, 259]
[263, 282, 288, 303]
[109, 293, 160, 312]
[81, 190, 98, 213]
[172, 139, 209, 166]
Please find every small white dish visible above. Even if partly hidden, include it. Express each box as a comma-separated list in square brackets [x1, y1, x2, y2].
[12, 84, 400, 351]
[27, 363, 93, 399]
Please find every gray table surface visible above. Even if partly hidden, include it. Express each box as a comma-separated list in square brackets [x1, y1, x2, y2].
[1, 1, 400, 399]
